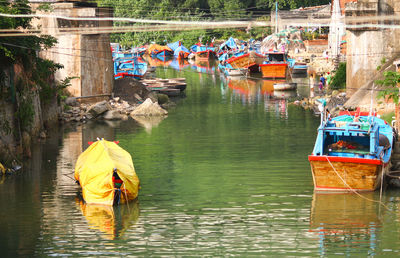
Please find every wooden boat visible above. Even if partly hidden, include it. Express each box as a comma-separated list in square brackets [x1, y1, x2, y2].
[223, 67, 249, 76]
[259, 52, 288, 79]
[146, 85, 182, 96]
[191, 44, 216, 61]
[74, 139, 140, 205]
[225, 51, 264, 73]
[273, 82, 296, 91]
[195, 49, 216, 61]
[308, 108, 394, 192]
[292, 62, 308, 75]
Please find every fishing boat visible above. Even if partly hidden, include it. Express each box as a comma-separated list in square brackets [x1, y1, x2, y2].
[225, 51, 265, 74]
[147, 44, 173, 61]
[74, 139, 140, 205]
[168, 41, 190, 59]
[259, 52, 288, 79]
[190, 44, 216, 61]
[114, 57, 148, 79]
[308, 108, 394, 192]
[292, 62, 308, 75]
[287, 58, 308, 76]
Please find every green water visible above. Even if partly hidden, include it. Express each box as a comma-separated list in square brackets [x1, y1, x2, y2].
[1, 66, 400, 256]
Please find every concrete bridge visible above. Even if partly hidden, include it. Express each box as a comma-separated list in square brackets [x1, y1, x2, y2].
[30, 0, 114, 98]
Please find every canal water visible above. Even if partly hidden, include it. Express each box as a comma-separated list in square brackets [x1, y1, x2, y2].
[1, 63, 400, 256]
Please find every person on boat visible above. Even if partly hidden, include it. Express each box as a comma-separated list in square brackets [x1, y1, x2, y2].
[113, 169, 123, 188]
[326, 108, 331, 120]
[112, 168, 123, 205]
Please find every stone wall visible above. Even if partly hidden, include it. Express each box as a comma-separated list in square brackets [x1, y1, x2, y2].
[0, 64, 60, 163]
[345, 0, 400, 97]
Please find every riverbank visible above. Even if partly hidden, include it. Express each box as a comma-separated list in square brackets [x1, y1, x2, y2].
[293, 88, 396, 121]
[60, 77, 177, 124]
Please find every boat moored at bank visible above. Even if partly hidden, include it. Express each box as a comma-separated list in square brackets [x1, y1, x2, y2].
[308, 108, 394, 192]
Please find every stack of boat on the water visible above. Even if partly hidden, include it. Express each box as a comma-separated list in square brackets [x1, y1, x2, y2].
[141, 77, 187, 96]
[309, 106, 395, 192]
[216, 35, 307, 81]
[111, 43, 148, 80]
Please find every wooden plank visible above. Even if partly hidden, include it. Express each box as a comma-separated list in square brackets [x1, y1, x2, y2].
[310, 160, 381, 190]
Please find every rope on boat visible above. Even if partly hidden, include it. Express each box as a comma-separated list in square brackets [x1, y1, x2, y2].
[325, 156, 390, 211]
[122, 182, 130, 212]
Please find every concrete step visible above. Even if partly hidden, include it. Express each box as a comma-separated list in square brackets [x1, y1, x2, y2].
[394, 141, 400, 152]
[392, 153, 400, 161]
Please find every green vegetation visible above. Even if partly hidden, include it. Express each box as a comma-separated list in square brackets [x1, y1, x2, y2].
[380, 111, 395, 125]
[96, 0, 329, 47]
[330, 62, 346, 90]
[0, 0, 61, 133]
[375, 70, 400, 104]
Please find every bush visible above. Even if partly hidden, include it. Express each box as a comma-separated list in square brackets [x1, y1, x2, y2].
[330, 62, 346, 90]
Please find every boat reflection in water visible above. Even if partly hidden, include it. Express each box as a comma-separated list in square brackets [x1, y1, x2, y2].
[144, 55, 173, 68]
[310, 192, 381, 256]
[226, 76, 258, 104]
[77, 199, 140, 240]
[190, 59, 216, 74]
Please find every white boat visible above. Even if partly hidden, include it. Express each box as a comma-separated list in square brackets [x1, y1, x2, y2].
[225, 68, 249, 76]
[273, 82, 297, 91]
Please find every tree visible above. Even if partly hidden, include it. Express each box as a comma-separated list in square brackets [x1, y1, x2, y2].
[376, 71, 400, 104]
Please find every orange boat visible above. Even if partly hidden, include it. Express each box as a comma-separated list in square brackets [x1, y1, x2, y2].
[259, 52, 288, 79]
[195, 50, 216, 61]
[226, 51, 265, 73]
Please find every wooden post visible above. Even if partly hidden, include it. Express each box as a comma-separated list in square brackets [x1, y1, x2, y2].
[393, 59, 400, 136]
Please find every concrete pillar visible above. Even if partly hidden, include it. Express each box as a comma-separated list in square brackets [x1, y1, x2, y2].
[31, 2, 114, 98]
[393, 59, 400, 134]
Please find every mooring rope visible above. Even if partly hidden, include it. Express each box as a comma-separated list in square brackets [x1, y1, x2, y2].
[122, 182, 130, 212]
[324, 156, 390, 211]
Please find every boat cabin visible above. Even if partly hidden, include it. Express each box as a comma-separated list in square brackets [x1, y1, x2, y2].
[312, 115, 393, 163]
[265, 52, 286, 63]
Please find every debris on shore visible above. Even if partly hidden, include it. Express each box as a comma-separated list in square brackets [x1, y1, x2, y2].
[292, 90, 348, 116]
[60, 77, 179, 124]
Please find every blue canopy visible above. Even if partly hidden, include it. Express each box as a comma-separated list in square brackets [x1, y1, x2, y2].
[167, 41, 182, 52]
[174, 45, 189, 56]
[219, 37, 237, 50]
[190, 45, 215, 53]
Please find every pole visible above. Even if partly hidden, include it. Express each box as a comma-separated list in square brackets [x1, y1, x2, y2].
[275, 1, 278, 34]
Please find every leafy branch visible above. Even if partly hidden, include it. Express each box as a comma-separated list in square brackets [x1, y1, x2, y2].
[375, 71, 400, 103]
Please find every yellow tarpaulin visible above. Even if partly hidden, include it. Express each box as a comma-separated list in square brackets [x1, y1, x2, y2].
[74, 139, 140, 205]
[146, 44, 172, 55]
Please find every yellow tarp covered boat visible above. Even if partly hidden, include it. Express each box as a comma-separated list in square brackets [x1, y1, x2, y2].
[146, 44, 172, 55]
[74, 139, 140, 205]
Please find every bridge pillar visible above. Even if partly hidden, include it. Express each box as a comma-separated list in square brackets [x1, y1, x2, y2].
[31, 1, 114, 98]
